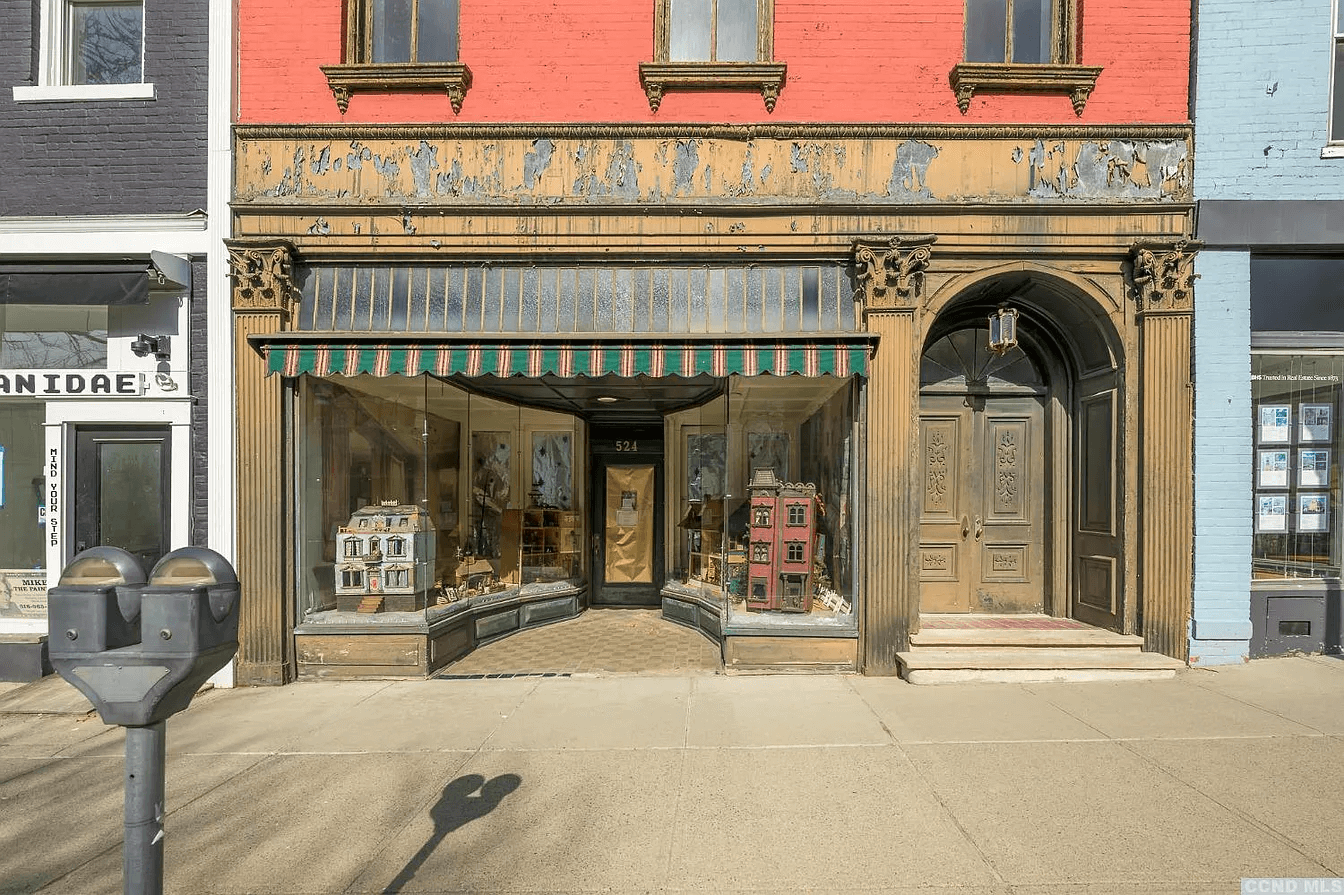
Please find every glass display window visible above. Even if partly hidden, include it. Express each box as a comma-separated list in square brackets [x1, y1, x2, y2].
[0, 304, 108, 369]
[295, 374, 584, 620]
[0, 402, 49, 620]
[1252, 352, 1343, 579]
[712, 375, 861, 628]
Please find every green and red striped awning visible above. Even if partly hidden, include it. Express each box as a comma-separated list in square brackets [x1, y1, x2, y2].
[258, 340, 870, 379]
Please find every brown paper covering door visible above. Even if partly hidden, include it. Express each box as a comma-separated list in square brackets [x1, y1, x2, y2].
[604, 465, 655, 584]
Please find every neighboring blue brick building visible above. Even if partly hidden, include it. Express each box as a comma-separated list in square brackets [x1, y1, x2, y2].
[1193, 0, 1344, 661]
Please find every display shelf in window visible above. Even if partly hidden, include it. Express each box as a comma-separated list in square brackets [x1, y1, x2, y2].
[679, 498, 724, 586]
[521, 508, 580, 584]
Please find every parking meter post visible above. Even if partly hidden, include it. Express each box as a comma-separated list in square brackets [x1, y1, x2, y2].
[123, 722, 166, 895]
[47, 546, 240, 895]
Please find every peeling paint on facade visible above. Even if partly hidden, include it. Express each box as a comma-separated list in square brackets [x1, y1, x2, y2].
[887, 140, 938, 200]
[1025, 139, 1189, 200]
[236, 134, 1193, 206]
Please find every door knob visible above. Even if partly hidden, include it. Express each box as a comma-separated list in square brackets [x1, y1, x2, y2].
[973, 516, 984, 540]
[960, 515, 970, 538]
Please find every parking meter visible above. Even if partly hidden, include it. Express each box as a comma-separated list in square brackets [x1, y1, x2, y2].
[48, 545, 240, 895]
[50, 546, 238, 727]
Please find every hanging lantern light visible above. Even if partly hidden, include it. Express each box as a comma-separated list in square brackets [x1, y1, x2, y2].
[988, 304, 1019, 355]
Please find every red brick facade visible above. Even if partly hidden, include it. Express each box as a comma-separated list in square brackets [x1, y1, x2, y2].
[237, 1, 1190, 124]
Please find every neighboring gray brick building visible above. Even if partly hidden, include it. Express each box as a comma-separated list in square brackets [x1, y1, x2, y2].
[0, 0, 222, 680]
[1193, 0, 1344, 660]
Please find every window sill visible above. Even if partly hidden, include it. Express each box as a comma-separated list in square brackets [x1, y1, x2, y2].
[1321, 145, 1344, 158]
[12, 83, 156, 103]
[320, 62, 472, 114]
[638, 61, 786, 113]
[948, 62, 1102, 115]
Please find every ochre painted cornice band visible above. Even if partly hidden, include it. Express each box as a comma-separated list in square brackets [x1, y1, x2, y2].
[233, 122, 1192, 142]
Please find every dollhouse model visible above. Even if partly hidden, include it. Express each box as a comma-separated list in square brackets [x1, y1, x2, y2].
[335, 501, 436, 612]
[745, 468, 819, 612]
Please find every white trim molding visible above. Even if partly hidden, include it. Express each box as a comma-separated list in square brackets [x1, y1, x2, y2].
[13, 83, 156, 103]
[1321, 145, 1344, 158]
[0, 215, 209, 256]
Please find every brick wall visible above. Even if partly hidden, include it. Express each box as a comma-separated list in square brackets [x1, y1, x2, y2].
[0, 0, 208, 215]
[1195, 0, 1344, 198]
[237, 0, 1190, 125]
[1190, 251, 1252, 664]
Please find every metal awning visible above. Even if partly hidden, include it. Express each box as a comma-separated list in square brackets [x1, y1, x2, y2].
[0, 263, 150, 305]
[255, 337, 872, 379]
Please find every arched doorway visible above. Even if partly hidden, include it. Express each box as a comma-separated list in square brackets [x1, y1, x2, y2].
[916, 278, 1126, 631]
[919, 325, 1050, 613]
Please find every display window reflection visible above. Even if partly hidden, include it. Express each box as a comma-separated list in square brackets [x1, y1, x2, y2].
[295, 374, 583, 620]
[0, 403, 48, 620]
[668, 375, 861, 629]
[1252, 352, 1343, 579]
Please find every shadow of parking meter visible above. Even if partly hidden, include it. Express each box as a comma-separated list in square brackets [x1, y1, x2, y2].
[48, 546, 240, 895]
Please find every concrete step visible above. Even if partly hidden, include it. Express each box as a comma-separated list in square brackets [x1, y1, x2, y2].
[910, 627, 1145, 649]
[896, 647, 1186, 684]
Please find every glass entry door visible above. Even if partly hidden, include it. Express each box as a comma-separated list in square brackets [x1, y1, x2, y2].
[73, 427, 171, 574]
[590, 425, 663, 606]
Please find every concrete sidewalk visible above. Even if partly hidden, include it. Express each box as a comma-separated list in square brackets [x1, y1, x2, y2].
[1, 657, 1342, 894]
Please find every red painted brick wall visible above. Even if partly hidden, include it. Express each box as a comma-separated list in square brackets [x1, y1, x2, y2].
[237, 1, 1189, 124]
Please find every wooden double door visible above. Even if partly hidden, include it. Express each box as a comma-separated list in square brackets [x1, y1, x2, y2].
[918, 393, 1046, 613]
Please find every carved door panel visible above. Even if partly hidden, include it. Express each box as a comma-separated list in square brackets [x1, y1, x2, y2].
[919, 395, 1045, 613]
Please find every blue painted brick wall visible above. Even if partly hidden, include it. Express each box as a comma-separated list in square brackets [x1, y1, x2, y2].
[1196, 0, 1344, 197]
[1191, 251, 1252, 664]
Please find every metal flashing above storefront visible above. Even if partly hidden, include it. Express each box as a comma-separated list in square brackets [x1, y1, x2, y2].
[254, 336, 873, 379]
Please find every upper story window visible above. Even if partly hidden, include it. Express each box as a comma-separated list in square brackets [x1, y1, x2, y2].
[68, 0, 144, 83]
[669, 0, 759, 62]
[11, 0, 154, 102]
[362, 0, 458, 64]
[966, 0, 1054, 64]
[949, 0, 1101, 116]
[640, 0, 786, 112]
[1331, 0, 1344, 144]
[321, 0, 471, 114]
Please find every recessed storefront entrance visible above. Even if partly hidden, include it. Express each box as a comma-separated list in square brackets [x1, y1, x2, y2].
[919, 327, 1049, 614]
[915, 275, 1127, 635]
[590, 424, 664, 607]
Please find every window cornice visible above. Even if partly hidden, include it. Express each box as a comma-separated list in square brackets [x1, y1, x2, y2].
[638, 61, 786, 113]
[320, 62, 473, 114]
[949, 63, 1102, 115]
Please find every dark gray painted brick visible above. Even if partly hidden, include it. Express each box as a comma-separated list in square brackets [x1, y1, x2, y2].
[0, 0, 208, 215]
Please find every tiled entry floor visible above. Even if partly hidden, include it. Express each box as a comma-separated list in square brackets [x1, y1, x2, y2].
[438, 608, 723, 677]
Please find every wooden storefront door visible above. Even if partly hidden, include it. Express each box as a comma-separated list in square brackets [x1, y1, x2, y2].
[918, 393, 1046, 613]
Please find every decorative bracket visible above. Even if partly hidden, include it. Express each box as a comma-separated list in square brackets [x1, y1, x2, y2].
[227, 240, 300, 321]
[853, 235, 937, 314]
[1130, 239, 1202, 313]
[638, 62, 787, 113]
[948, 63, 1102, 116]
[321, 63, 473, 114]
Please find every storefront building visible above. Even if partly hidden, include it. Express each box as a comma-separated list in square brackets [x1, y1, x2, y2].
[0, 0, 219, 680]
[1192, 0, 1344, 661]
[230, 1, 1197, 682]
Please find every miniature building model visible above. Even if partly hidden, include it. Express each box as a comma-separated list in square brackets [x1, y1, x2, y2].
[745, 468, 819, 612]
[335, 501, 436, 612]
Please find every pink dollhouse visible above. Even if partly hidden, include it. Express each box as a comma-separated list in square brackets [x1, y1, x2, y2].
[745, 468, 819, 613]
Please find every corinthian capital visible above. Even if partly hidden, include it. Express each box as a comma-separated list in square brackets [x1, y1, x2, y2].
[1131, 240, 1201, 313]
[854, 235, 937, 314]
[227, 240, 299, 319]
